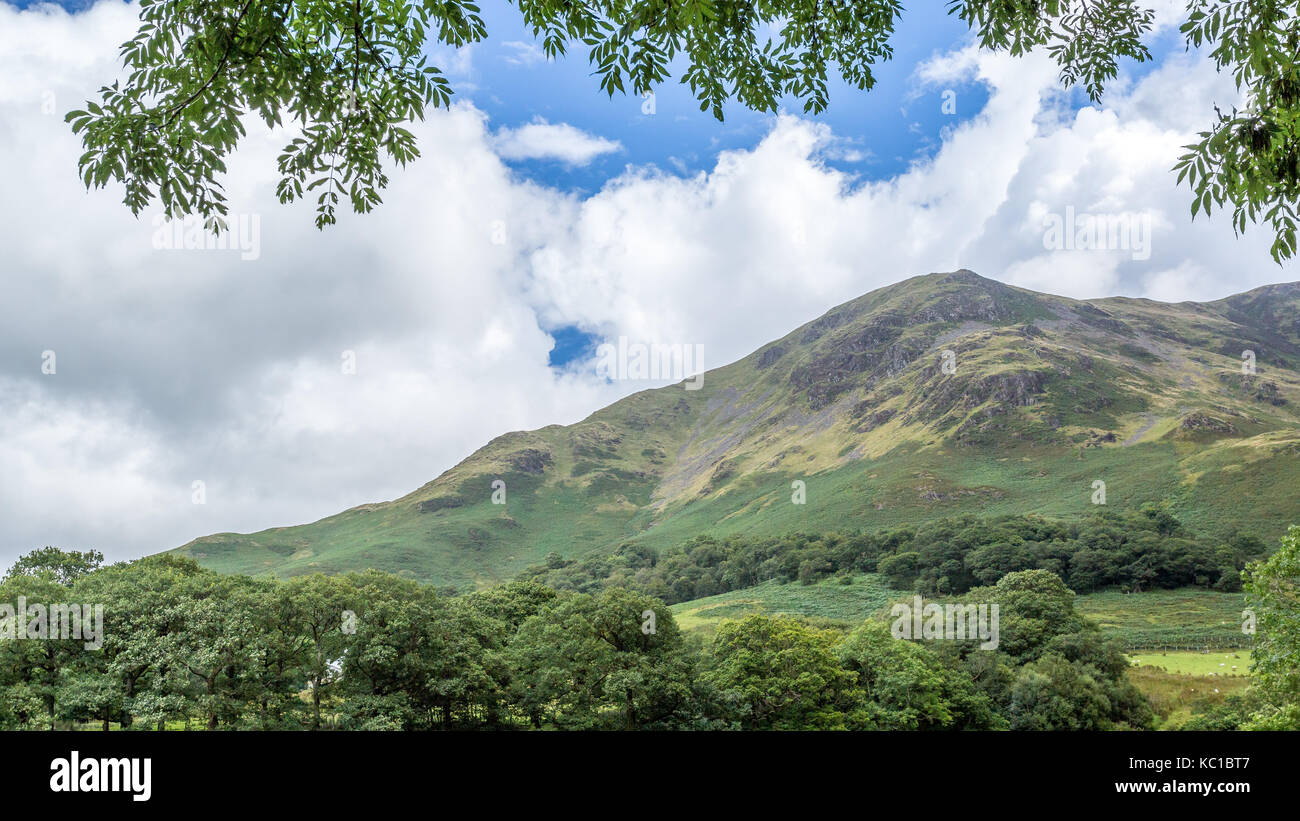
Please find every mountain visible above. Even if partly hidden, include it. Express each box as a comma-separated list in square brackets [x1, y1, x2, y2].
[170, 271, 1300, 589]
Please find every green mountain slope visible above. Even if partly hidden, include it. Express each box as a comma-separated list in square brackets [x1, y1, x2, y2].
[171, 271, 1300, 588]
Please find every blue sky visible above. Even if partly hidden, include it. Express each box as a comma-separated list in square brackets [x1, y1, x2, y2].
[468, 3, 989, 189]
[438, 2, 1185, 193]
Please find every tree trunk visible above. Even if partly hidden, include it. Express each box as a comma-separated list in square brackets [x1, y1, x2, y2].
[122, 675, 136, 728]
[312, 678, 322, 731]
[207, 675, 218, 730]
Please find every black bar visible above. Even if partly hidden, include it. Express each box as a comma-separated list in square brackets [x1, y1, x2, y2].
[7, 730, 1288, 810]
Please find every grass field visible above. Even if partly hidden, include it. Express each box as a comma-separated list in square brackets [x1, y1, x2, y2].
[1127, 649, 1252, 676]
[1125, 649, 1255, 729]
[1075, 589, 1251, 651]
[1125, 665, 1252, 729]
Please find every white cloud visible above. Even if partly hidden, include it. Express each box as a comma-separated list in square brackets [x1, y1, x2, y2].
[431, 43, 474, 77]
[0, 1, 1292, 568]
[1145, 0, 1191, 31]
[491, 117, 623, 165]
[500, 40, 547, 67]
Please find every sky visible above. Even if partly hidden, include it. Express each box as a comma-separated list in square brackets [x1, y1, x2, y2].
[0, 0, 1293, 568]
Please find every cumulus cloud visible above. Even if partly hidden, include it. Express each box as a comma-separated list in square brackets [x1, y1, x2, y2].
[0, 1, 1292, 566]
[491, 117, 623, 165]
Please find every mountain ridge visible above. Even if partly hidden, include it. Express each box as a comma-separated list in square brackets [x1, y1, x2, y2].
[171, 271, 1300, 588]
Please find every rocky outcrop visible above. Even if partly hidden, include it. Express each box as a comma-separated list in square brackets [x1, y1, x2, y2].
[1217, 373, 1288, 406]
[1254, 379, 1286, 405]
[755, 344, 786, 369]
[1075, 303, 1133, 335]
[1178, 412, 1237, 434]
[509, 448, 554, 475]
[788, 316, 912, 408]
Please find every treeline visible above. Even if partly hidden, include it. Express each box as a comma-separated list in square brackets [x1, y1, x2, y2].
[0, 548, 1150, 731]
[520, 507, 1267, 602]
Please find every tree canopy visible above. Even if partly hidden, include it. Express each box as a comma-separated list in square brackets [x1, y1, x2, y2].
[65, 1, 1300, 260]
[1241, 525, 1300, 729]
[0, 545, 1159, 730]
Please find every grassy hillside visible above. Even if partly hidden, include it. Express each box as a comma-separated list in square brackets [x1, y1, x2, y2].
[670, 573, 904, 635]
[668, 574, 1251, 651]
[1075, 589, 1250, 650]
[170, 271, 1300, 588]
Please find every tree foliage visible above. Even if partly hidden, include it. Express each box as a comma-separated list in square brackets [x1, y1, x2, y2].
[1241, 524, 1300, 728]
[1175, 0, 1300, 262]
[69, 0, 1300, 258]
[520, 509, 1261, 603]
[0, 546, 1157, 730]
[704, 613, 858, 729]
